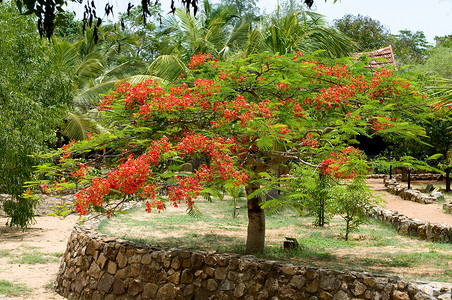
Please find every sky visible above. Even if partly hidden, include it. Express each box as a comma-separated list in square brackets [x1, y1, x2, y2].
[67, 0, 452, 44]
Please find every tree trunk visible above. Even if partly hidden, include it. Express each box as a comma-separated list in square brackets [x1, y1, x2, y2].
[245, 182, 265, 253]
[446, 168, 451, 193]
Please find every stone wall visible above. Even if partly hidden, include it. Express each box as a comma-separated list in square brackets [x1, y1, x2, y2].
[55, 215, 451, 300]
[366, 206, 452, 243]
[443, 202, 452, 214]
[384, 179, 441, 204]
[392, 174, 444, 181]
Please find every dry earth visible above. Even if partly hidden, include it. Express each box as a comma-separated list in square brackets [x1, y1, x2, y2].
[0, 178, 450, 299]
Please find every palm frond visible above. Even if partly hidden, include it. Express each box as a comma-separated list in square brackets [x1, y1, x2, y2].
[75, 81, 117, 107]
[148, 55, 188, 81]
[62, 112, 97, 140]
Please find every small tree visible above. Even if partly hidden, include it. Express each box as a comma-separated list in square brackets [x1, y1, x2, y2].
[328, 150, 381, 240]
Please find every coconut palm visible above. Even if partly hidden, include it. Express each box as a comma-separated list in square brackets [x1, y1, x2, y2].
[51, 26, 154, 141]
[245, 7, 355, 57]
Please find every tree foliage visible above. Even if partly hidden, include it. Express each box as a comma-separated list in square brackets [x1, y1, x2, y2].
[0, 2, 72, 227]
[7, 0, 321, 40]
[31, 49, 427, 252]
[333, 14, 390, 51]
[390, 30, 430, 65]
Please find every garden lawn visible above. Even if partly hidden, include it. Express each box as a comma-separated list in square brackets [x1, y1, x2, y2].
[98, 196, 452, 283]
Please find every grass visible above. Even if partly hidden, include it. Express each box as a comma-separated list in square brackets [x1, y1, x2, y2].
[99, 196, 452, 282]
[9, 252, 61, 265]
[1, 245, 62, 265]
[0, 280, 30, 297]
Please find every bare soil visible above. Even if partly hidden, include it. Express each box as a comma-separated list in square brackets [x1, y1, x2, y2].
[367, 178, 452, 226]
[0, 178, 451, 299]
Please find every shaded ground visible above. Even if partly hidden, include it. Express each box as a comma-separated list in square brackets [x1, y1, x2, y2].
[0, 178, 450, 299]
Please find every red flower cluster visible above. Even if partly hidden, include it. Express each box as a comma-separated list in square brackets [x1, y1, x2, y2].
[369, 116, 396, 133]
[313, 85, 354, 110]
[72, 163, 90, 182]
[320, 147, 361, 179]
[213, 95, 274, 128]
[276, 82, 290, 91]
[73, 134, 247, 215]
[188, 52, 213, 70]
[301, 133, 318, 148]
[60, 140, 77, 161]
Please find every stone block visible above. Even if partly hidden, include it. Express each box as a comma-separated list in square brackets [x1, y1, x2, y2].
[97, 253, 108, 269]
[181, 269, 194, 284]
[214, 267, 228, 280]
[128, 279, 143, 296]
[141, 265, 156, 282]
[98, 272, 114, 293]
[116, 251, 128, 269]
[107, 260, 117, 274]
[112, 278, 125, 295]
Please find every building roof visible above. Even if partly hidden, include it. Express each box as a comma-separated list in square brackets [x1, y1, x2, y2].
[352, 45, 396, 69]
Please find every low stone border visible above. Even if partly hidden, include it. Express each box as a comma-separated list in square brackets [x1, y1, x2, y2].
[54, 212, 452, 299]
[366, 206, 452, 243]
[391, 173, 444, 181]
[367, 174, 444, 181]
[444, 202, 452, 214]
[384, 179, 441, 204]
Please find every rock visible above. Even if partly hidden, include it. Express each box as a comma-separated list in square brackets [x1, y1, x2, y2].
[218, 280, 235, 291]
[205, 279, 218, 291]
[116, 251, 128, 269]
[352, 280, 366, 296]
[289, 275, 306, 289]
[98, 273, 114, 293]
[282, 264, 297, 275]
[320, 291, 333, 300]
[142, 283, 159, 299]
[414, 292, 434, 300]
[128, 280, 143, 296]
[363, 277, 376, 288]
[156, 283, 177, 300]
[141, 254, 152, 265]
[431, 192, 444, 201]
[333, 290, 350, 300]
[167, 271, 180, 284]
[279, 285, 296, 299]
[107, 260, 117, 274]
[97, 253, 108, 269]
[306, 278, 320, 293]
[234, 283, 246, 298]
[112, 278, 125, 295]
[181, 269, 194, 284]
[214, 267, 228, 280]
[320, 276, 337, 291]
[393, 290, 410, 300]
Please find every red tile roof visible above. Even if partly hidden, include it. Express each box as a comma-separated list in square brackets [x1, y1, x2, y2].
[352, 45, 396, 69]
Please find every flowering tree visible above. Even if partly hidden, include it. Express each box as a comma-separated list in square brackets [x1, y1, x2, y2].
[31, 51, 427, 253]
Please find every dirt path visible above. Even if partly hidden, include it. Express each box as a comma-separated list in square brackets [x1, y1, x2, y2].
[0, 215, 78, 300]
[367, 178, 452, 226]
[0, 178, 450, 299]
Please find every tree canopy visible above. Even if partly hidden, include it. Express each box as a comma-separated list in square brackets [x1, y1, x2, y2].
[0, 2, 73, 227]
[31, 50, 427, 252]
[7, 0, 327, 40]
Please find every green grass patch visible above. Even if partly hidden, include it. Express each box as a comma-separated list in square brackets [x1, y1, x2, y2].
[99, 197, 452, 282]
[0, 249, 12, 258]
[9, 249, 61, 265]
[0, 280, 30, 297]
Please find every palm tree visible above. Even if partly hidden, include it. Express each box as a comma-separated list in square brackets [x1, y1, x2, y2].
[245, 7, 355, 57]
[51, 26, 153, 141]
